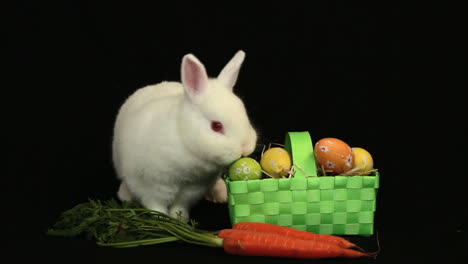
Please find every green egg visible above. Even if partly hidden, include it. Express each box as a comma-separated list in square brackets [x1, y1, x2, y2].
[228, 157, 262, 181]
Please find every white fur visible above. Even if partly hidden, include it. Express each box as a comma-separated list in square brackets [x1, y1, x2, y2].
[112, 51, 257, 219]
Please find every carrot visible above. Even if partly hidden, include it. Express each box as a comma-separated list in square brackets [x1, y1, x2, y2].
[219, 229, 372, 259]
[232, 222, 363, 251]
[50, 199, 374, 259]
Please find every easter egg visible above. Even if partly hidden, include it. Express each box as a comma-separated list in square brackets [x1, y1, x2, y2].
[260, 147, 292, 178]
[314, 138, 354, 174]
[352, 147, 374, 171]
[228, 157, 262, 181]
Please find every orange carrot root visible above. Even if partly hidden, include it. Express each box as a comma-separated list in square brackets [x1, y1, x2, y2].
[219, 229, 372, 259]
[232, 222, 363, 251]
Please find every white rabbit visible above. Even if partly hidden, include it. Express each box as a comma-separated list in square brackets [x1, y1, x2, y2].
[112, 50, 257, 219]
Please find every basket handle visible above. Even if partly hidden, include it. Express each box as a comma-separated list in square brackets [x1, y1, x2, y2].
[284, 131, 318, 178]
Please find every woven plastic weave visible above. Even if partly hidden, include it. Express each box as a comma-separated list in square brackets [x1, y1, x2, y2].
[226, 132, 379, 235]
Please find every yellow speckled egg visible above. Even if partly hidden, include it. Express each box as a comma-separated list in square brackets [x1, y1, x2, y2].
[314, 138, 354, 174]
[352, 147, 374, 171]
[260, 147, 292, 178]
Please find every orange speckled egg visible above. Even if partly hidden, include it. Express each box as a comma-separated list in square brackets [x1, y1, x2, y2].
[314, 138, 354, 174]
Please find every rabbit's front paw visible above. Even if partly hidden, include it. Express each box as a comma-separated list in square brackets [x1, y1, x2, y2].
[169, 206, 189, 220]
[204, 177, 228, 204]
[117, 182, 134, 202]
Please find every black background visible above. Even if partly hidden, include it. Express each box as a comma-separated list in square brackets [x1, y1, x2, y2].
[6, 1, 466, 263]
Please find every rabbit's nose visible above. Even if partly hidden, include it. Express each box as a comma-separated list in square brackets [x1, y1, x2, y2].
[241, 129, 257, 157]
[241, 143, 253, 157]
[241, 144, 248, 157]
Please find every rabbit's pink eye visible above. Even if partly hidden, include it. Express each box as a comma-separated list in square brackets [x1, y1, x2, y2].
[211, 121, 224, 134]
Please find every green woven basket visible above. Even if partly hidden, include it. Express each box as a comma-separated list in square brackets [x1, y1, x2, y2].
[226, 131, 379, 235]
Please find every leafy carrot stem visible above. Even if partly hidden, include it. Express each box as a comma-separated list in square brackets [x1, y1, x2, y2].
[48, 199, 373, 259]
[97, 237, 180, 248]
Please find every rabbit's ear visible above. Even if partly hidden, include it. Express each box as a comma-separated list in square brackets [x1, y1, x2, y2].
[218, 50, 245, 91]
[181, 54, 208, 102]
